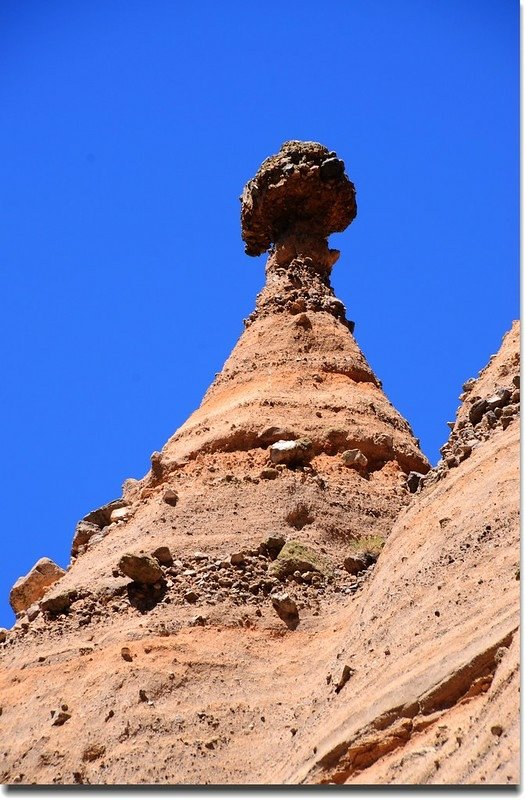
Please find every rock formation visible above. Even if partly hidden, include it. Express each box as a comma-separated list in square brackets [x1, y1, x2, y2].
[0, 142, 518, 785]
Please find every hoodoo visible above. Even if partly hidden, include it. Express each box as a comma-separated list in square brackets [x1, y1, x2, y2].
[0, 142, 518, 785]
[136, 140, 430, 563]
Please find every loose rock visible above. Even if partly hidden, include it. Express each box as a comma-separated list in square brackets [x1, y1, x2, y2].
[151, 546, 173, 567]
[259, 535, 286, 559]
[110, 507, 132, 523]
[52, 710, 72, 726]
[260, 467, 279, 480]
[40, 589, 76, 614]
[269, 439, 313, 467]
[341, 449, 368, 469]
[469, 399, 488, 425]
[271, 592, 299, 626]
[335, 664, 354, 693]
[118, 553, 164, 584]
[71, 521, 100, 558]
[163, 489, 179, 506]
[26, 604, 40, 622]
[343, 554, 373, 575]
[485, 388, 511, 411]
[269, 540, 331, 580]
[9, 558, 66, 614]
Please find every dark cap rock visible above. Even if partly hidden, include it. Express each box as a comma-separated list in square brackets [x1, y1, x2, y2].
[241, 140, 356, 257]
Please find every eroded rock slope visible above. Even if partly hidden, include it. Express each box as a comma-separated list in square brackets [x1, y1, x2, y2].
[0, 143, 518, 785]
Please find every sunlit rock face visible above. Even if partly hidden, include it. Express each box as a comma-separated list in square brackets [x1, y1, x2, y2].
[1, 144, 517, 787]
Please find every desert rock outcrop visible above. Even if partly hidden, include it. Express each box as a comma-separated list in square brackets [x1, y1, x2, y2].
[9, 558, 66, 615]
[0, 142, 518, 786]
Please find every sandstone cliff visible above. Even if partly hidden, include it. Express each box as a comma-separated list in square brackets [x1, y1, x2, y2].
[0, 143, 518, 785]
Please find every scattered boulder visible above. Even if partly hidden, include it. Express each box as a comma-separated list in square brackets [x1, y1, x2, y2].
[469, 399, 488, 425]
[324, 428, 350, 451]
[269, 438, 313, 467]
[294, 313, 312, 329]
[150, 451, 165, 480]
[163, 489, 179, 506]
[190, 615, 208, 627]
[0, 628, 7, 643]
[269, 540, 331, 580]
[52, 709, 72, 726]
[151, 546, 173, 567]
[230, 552, 246, 567]
[118, 553, 163, 585]
[120, 647, 133, 662]
[285, 504, 315, 530]
[485, 388, 511, 411]
[343, 554, 373, 575]
[258, 535, 286, 559]
[184, 590, 200, 604]
[270, 592, 299, 627]
[40, 588, 76, 614]
[341, 449, 368, 469]
[9, 558, 66, 614]
[335, 664, 354, 693]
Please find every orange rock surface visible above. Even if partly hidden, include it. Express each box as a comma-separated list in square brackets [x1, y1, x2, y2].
[0, 143, 518, 785]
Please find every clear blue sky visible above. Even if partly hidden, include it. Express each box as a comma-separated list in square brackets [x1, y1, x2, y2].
[0, 1, 518, 627]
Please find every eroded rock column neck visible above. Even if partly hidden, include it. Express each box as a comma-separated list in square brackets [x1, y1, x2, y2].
[245, 233, 349, 327]
[240, 140, 357, 329]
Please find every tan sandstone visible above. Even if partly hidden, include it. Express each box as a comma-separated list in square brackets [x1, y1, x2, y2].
[0, 142, 518, 786]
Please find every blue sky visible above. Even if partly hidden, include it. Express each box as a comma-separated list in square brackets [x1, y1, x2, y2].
[0, 1, 518, 627]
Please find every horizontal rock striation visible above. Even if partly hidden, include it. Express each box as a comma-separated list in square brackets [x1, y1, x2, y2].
[1, 143, 516, 786]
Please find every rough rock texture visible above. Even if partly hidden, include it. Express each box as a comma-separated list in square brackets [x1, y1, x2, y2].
[0, 143, 518, 785]
[118, 553, 164, 585]
[422, 321, 520, 488]
[9, 558, 66, 615]
[240, 140, 356, 257]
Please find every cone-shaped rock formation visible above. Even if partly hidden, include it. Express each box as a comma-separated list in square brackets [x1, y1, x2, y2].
[122, 140, 429, 570]
[1, 142, 516, 786]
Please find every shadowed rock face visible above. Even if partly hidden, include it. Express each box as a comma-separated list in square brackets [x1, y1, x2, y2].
[241, 140, 356, 257]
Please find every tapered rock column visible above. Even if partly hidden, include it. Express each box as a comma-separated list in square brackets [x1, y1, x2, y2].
[241, 140, 357, 327]
[155, 140, 429, 479]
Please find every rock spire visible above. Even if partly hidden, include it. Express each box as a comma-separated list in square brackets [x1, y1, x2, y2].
[15, 142, 520, 786]
[241, 140, 357, 327]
